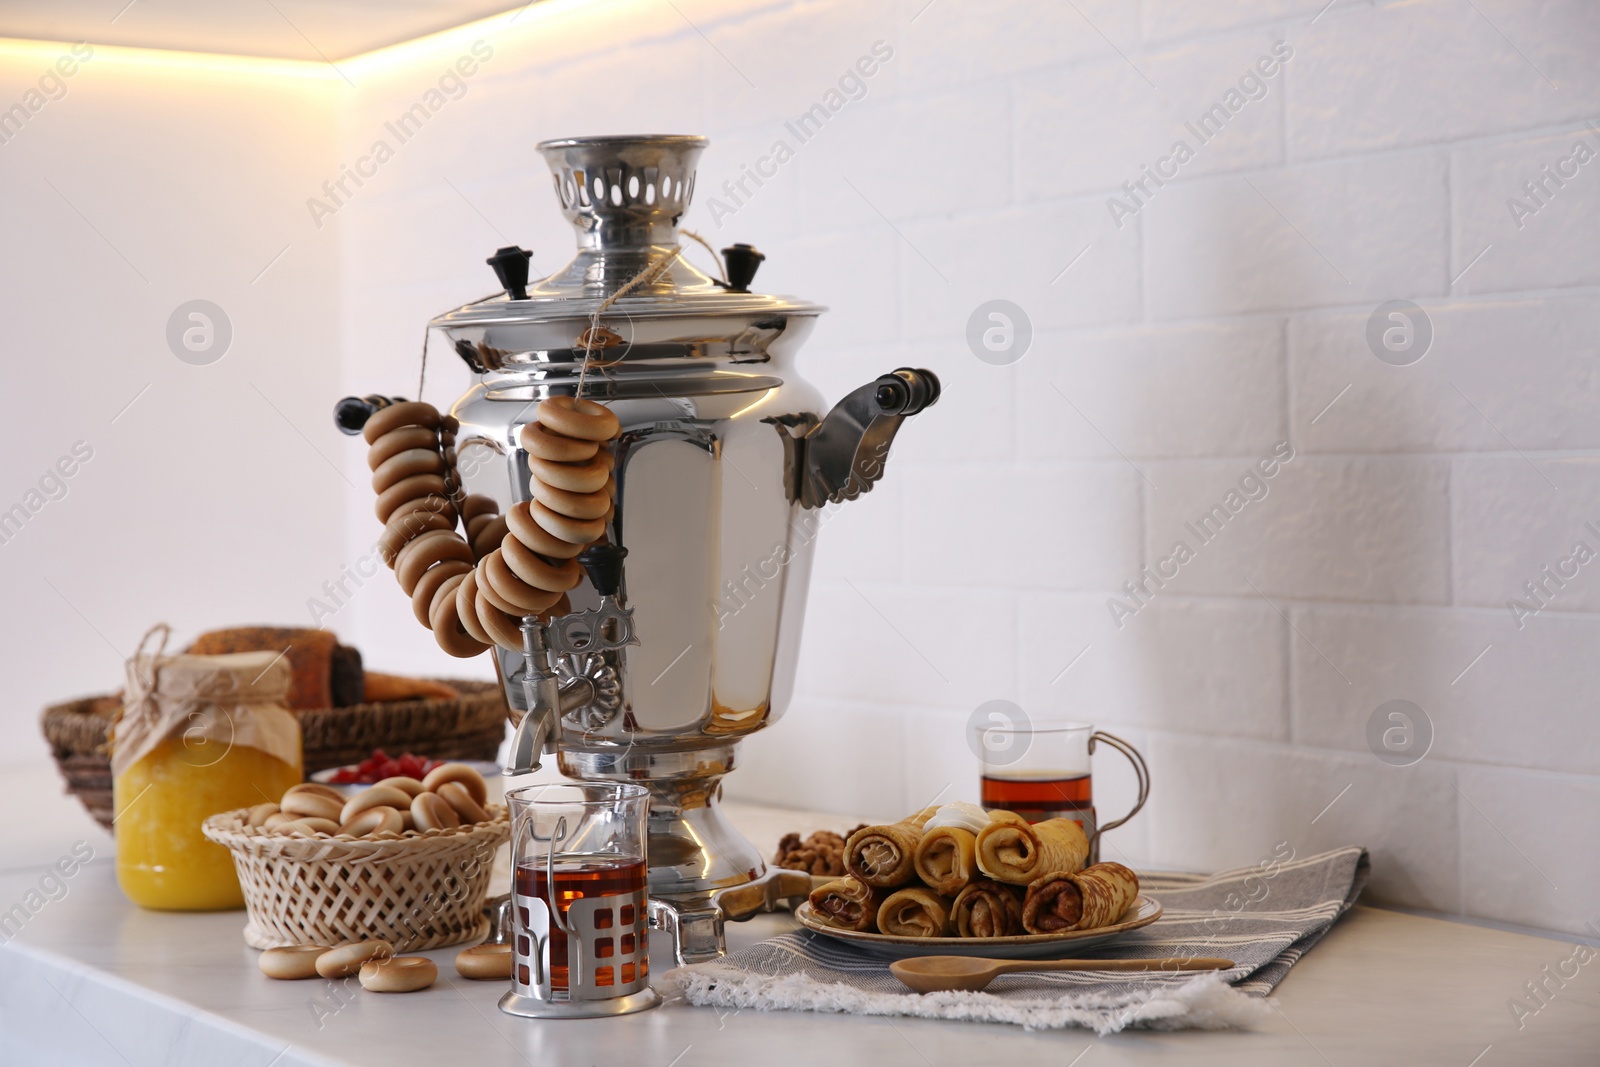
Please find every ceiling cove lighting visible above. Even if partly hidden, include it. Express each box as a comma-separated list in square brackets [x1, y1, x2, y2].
[0, 0, 618, 80]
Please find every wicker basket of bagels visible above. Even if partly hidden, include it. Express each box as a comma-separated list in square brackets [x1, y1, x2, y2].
[202, 763, 508, 950]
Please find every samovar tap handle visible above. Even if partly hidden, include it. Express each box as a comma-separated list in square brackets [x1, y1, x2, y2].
[506, 619, 560, 776]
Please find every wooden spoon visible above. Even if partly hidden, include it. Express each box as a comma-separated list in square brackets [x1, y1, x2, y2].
[889, 954, 1236, 993]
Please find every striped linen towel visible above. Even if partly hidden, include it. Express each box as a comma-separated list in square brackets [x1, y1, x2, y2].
[658, 846, 1369, 1034]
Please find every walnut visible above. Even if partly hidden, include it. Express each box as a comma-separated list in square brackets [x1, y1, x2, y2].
[774, 826, 869, 878]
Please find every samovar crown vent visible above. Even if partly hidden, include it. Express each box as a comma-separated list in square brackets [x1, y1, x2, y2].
[537, 135, 706, 257]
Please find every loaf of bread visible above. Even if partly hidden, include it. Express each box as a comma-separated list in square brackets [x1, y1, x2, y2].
[185, 627, 363, 709]
[361, 672, 459, 703]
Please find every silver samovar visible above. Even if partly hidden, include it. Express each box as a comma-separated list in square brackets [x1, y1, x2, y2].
[343, 135, 938, 962]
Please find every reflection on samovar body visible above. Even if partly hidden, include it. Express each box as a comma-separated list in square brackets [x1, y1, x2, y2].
[384, 135, 937, 961]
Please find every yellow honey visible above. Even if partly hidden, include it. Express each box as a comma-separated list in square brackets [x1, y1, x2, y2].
[114, 735, 301, 911]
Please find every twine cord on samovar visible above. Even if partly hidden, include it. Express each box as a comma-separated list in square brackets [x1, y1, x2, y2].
[573, 246, 683, 399]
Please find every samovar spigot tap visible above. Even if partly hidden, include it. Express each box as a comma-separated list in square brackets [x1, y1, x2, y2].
[505, 544, 635, 776]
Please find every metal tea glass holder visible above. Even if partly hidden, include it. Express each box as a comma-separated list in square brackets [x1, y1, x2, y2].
[500, 782, 659, 1019]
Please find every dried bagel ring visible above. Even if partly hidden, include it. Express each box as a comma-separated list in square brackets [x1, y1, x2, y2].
[465, 512, 497, 541]
[339, 805, 404, 838]
[520, 421, 601, 463]
[411, 791, 461, 832]
[435, 780, 490, 824]
[380, 509, 454, 566]
[480, 552, 564, 615]
[371, 448, 445, 494]
[361, 402, 440, 445]
[500, 535, 583, 592]
[528, 476, 613, 521]
[395, 530, 475, 596]
[284, 782, 344, 803]
[460, 494, 500, 522]
[375, 775, 426, 797]
[411, 559, 472, 625]
[477, 561, 555, 618]
[340, 785, 413, 825]
[475, 591, 529, 649]
[455, 943, 512, 981]
[317, 939, 394, 979]
[453, 570, 493, 645]
[260, 945, 330, 980]
[505, 502, 586, 559]
[281, 791, 342, 821]
[388, 493, 457, 528]
[529, 498, 607, 545]
[429, 573, 491, 657]
[538, 396, 619, 442]
[367, 424, 438, 470]
[527, 449, 613, 493]
[422, 762, 489, 805]
[375, 473, 448, 523]
[360, 956, 437, 993]
[471, 515, 509, 560]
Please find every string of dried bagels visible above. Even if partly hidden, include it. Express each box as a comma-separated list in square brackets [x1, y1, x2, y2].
[363, 397, 619, 657]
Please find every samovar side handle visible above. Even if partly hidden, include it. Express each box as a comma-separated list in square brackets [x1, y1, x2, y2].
[774, 367, 941, 509]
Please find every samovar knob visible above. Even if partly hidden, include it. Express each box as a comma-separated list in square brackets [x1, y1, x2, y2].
[717, 243, 765, 294]
[577, 543, 628, 597]
[486, 245, 534, 300]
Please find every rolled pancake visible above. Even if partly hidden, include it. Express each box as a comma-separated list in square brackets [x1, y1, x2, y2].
[845, 807, 937, 888]
[951, 878, 1024, 938]
[807, 876, 885, 932]
[975, 811, 1089, 885]
[877, 886, 953, 938]
[1021, 861, 1140, 934]
[913, 826, 979, 896]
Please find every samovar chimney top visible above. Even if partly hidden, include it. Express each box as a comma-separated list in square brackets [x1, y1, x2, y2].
[536, 135, 707, 255]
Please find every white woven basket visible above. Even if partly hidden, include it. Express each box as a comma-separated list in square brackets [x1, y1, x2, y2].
[202, 805, 510, 950]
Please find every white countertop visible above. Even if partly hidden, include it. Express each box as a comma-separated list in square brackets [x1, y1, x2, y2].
[2, 761, 1596, 1067]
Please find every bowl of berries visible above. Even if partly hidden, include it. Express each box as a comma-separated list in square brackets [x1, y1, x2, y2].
[312, 749, 502, 798]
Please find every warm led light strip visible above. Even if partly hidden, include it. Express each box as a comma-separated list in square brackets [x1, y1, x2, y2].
[0, 0, 612, 79]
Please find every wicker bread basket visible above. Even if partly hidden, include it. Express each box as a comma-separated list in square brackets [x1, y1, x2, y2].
[202, 806, 510, 950]
[41, 679, 508, 832]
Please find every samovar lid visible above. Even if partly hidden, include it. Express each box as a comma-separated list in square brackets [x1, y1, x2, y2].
[429, 135, 822, 329]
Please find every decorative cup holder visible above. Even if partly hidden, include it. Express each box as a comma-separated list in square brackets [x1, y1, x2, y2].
[499, 782, 660, 1019]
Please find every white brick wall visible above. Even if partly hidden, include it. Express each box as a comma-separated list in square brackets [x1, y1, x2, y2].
[331, 0, 1600, 935]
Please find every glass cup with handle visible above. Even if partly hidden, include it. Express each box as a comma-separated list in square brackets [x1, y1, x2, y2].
[500, 781, 660, 1019]
[976, 719, 1149, 865]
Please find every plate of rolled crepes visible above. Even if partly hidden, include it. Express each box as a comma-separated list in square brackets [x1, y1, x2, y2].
[795, 802, 1161, 959]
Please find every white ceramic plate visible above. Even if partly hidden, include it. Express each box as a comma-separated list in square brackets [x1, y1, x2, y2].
[794, 894, 1163, 960]
[311, 759, 501, 797]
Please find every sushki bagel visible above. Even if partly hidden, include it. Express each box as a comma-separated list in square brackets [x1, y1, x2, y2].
[361, 398, 620, 656]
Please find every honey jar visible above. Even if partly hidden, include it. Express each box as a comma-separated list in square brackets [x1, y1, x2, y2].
[111, 626, 302, 910]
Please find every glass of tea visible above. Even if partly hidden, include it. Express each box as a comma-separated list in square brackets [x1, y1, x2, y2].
[499, 781, 661, 1019]
[977, 720, 1149, 864]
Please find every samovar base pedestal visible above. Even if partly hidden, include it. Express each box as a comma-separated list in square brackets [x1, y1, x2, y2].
[560, 741, 813, 964]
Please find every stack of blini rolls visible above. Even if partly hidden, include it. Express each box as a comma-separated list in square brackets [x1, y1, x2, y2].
[806, 802, 1140, 938]
[362, 396, 619, 657]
